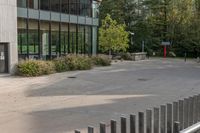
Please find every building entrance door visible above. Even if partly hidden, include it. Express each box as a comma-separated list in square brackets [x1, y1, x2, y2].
[0, 43, 8, 73]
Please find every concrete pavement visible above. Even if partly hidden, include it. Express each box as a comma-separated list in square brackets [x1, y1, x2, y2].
[0, 58, 200, 133]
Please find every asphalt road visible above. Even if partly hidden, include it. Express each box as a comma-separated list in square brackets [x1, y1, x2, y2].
[0, 58, 200, 133]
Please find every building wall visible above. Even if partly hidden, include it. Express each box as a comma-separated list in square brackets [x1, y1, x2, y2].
[0, 0, 18, 73]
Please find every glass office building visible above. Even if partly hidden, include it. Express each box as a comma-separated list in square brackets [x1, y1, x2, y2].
[17, 0, 100, 59]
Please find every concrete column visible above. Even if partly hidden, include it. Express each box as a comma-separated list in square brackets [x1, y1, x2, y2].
[0, 0, 18, 73]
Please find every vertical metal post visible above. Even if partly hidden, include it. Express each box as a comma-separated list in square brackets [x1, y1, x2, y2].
[173, 122, 180, 133]
[111, 120, 117, 133]
[100, 123, 106, 133]
[75, 130, 81, 133]
[167, 104, 173, 133]
[121, 117, 127, 133]
[198, 94, 200, 121]
[88, 126, 94, 133]
[179, 100, 184, 130]
[173, 102, 179, 125]
[139, 112, 145, 133]
[130, 114, 136, 133]
[161, 105, 166, 133]
[193, 95, 198, 123]
[189, 97, 194, 126]
[146, 109, 152, 133]
[184, 98, 189, 128]
[154, 108, 160, 133]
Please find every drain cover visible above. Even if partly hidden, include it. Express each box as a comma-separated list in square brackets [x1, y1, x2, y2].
[68, 76, 77, 79]
[138, 78, 149, 81]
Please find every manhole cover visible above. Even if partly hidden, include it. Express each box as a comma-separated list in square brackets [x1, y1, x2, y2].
[138, 78, 149, 81]
[68, 76, 77, 79]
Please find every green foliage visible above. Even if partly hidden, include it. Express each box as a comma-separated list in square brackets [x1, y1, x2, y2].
[91, 55, 111, 66]
[54, 55, 92, 72]
[99, 14, 129, 54]
[16, 60, 55, 77]
[100, 0, 200, 57]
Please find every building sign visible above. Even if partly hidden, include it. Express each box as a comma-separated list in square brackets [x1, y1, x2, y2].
[161, 41, 171, 46]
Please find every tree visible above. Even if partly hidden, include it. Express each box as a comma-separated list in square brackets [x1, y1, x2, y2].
[99, 14, 129, 56]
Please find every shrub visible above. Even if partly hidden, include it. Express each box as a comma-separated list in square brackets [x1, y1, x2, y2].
[120, 53, 132, 60]
[54, 55, 92, 72]
[16, 60, 55, 77]
[91, 55, 111, 66]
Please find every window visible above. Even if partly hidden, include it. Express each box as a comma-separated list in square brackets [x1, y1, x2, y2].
[51, 0, 60, 12]
[69, 24, 77, 53]
[51, 22, 60, 57]
[28, 20, 39, 55]
[61, 0, 69, 14]
[17, 18, 28, 58]
[61, 23, 69, 54]
[40, 0, 50, 11]
[40, 21, 50, 59]
[28, 0, 39, 9]
[85, 26, 92, 55]
[17, 0, 27, 8]
[78, 26, 85, 54]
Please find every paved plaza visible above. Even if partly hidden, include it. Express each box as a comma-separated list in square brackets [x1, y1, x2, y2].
[0, 58, 200, 133]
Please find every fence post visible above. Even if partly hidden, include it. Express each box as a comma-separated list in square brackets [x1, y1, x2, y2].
[173, 102, 179, 131]
[184, 98, 189, 128]
[193, 95, 198, 123]
[130, 114, 136, 133]
[173, 122, 180, 133]
[167, 104, 173, 133]
[139, 112, 144, 133]
[198, 94, 200, 121]
[188, 97, 194, 126]
[88, 126, 94, 133]
[111, 120, 117, 133]
[154, 108, 160, 133]
[75, 130, 81, 133]
[100, 123, 106, 133]
[173, 102, 178, 122]
[121, 116, 127, 133]
[161, 105, 166, 133]
[179, 100, 184, 130]
[146, 109, 152, 133]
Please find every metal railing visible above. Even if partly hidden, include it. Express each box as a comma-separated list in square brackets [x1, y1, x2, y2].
[74, 94, 200, 133]
[174, 121, 200, 133]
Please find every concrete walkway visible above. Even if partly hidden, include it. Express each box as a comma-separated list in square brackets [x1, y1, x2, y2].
[0, 58, 200, 133]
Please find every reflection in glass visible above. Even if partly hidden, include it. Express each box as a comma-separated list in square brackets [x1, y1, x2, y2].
[40, 0, 50, 11]
[61, 23, 69, 54]
[17, 18, 28, 57]
[28, 0, 39, 9]
[51, 22, 60, 57]
[40, 21, 50, 59]
[17, 0, 27, 8]
[28, 20, 39, 56]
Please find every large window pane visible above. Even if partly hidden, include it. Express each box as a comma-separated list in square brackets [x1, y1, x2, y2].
[17, 0, 27, 8]
[61, 23, 69, 54]
[28, 0, 39, 9]
[85, 26, 92, 55]
[17, 18, 28, 58]
[40, 21, 50, 59]
[69, 24, 77, 53]
[40, 0, 50, 11]
[28, 20, 39, 56]
[51, 22, 60, 57]
[61, 0, 69, 14]
[78, 26, 84, 54]
[51, 0, 60, 12]
[69, 0, 77, 15]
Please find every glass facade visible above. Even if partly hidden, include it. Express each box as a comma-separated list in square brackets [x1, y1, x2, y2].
[17, 0, 98, 59]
